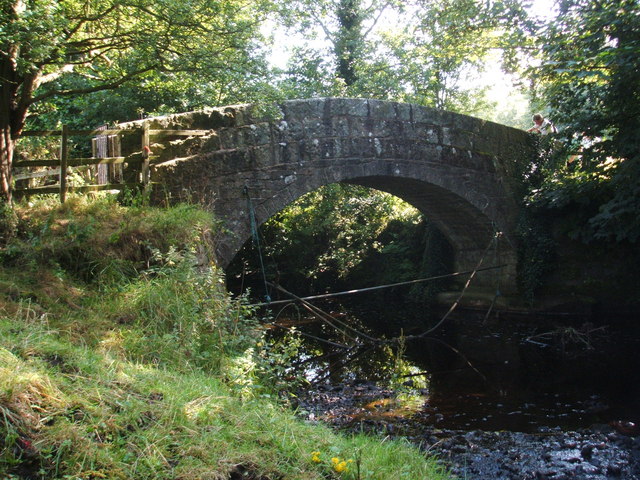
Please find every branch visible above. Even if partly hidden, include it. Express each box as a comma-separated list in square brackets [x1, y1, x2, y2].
[13, 72, 38, 134]
[72, 3, 121, 25]
[29, 65, 158, 104]
[63, 4, 120, 41]
[118, 1, 209, 34]
[308, 10, 336, 43]
[362, 0, 391, 38]
[35, 64, 75, 87]
[31, 4, 125, 76]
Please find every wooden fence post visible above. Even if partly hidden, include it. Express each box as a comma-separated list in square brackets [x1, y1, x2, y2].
[60, 125, 69, 203]
[141, 122, 150, 188]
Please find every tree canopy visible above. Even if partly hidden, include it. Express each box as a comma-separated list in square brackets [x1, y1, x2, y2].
[1, 0, 272, 201]
[527, 0, 640, 242]
[272, 0, 528, 112]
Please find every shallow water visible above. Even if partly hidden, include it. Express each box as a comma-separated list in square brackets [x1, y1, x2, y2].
[265, 301, 640, 433]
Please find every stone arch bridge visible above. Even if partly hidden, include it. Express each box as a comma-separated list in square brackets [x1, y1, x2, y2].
[124, 98, 534, 290]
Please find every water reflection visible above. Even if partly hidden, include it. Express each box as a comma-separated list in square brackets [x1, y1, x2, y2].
[263, 300, 640, 433]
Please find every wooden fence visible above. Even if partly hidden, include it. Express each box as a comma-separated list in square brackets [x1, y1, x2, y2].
[12, 124, 208, 202]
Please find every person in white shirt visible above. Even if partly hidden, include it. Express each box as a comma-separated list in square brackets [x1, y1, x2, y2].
[527, 113, 557, 135]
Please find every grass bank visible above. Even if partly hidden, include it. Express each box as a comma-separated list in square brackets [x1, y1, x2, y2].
[0, 196, 450, 480]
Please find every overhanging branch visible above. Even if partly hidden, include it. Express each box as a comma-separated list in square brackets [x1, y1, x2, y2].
[29, 65, 158, 104]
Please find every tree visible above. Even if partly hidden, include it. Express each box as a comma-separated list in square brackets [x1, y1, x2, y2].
[405, 0, 529, 111]
[28, 67, 279, 132]
[228, 183, 421, 293]
[275, 0, 400, 92]
[1, 0, 270, 202]
[367, 0, 505, 110]
[530, 0, 640, 242]
[274, 0, 528, 112]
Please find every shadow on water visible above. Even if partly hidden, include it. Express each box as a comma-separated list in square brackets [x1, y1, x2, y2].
[261, 297, 640, 434]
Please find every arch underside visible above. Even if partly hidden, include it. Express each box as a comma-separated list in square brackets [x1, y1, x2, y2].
[346, 176, 515, 289]
[347, 176, 497, 253]
[217, 173, 517, 291]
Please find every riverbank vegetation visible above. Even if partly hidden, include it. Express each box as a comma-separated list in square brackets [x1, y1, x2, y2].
[0, 196, 450, 479]
[510, 0, 640, 306]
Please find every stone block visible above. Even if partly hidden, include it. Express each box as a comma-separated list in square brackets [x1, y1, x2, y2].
[412, 105, 442, 125]
[277, 142, 295, 165]
[219, 128, 239, 150]
[444, 127, 476, 150]
[409, 142, 442, 163]
[370, 119, 393, 137]
[340, 161, 367, 181]
[201, 134, 221, 152]
[452, 112, 483, 133]
[249, 145, 273, 168]
[223, 149, 254, 173]
[414, 124, 440, 144]
[335, 138, 353, 158]
[399, 120, 419, 139]
[395, 103, 412, 122]
[281, 98, 326, 120]
[298, 138, 322, 163]
[376, 138, 403, 159]
[357, 138, 376, 159]
[303, 118, 330, 138]
[245, 123, 272, 146]
[223, 106, 246, 126]
[345, 99, 370, 117]
[319, 139, 336, 160]
[206, 108, 236, 128]
[349, 137, 376, 158]
[368, 99, 397, 119]
[329, 116, 350, 137]
[325, 97, 368, 117]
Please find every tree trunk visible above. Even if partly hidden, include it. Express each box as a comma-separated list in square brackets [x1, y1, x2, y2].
[335, 0, 362, 87]
[1, 51, 34, 204]
[1, 110, 16, 205]
[1, 0, 21, 204]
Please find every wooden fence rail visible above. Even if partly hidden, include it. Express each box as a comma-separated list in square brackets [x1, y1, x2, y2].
[12, 123, 208, 202]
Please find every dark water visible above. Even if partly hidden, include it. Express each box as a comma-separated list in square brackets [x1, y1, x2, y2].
[263, 300, 640, 433]
[255, 298, 640, 479]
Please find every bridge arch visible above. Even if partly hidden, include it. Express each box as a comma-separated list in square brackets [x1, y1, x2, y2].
[147, 98, 534, 290]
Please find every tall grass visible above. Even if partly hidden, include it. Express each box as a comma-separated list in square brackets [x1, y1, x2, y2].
[0, 194, 451, 480]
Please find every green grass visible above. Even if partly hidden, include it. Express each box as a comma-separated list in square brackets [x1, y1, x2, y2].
[0, 195, 451, 480]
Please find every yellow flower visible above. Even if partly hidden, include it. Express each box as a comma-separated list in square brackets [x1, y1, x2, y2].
[311, 451, 322, 463]
[334, 461, 348, 473]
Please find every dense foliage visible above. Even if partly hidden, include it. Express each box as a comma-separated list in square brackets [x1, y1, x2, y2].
[528, 0, 640, 243]
[230, 184, 424, 294]
[273, 0, 528, 114]
[1, 0, 273, 200]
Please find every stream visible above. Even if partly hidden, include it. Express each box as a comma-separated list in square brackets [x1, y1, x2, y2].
[262, 300, 640, 479]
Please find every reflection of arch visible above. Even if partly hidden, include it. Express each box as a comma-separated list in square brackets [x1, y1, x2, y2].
[149, 98, 534, 290]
